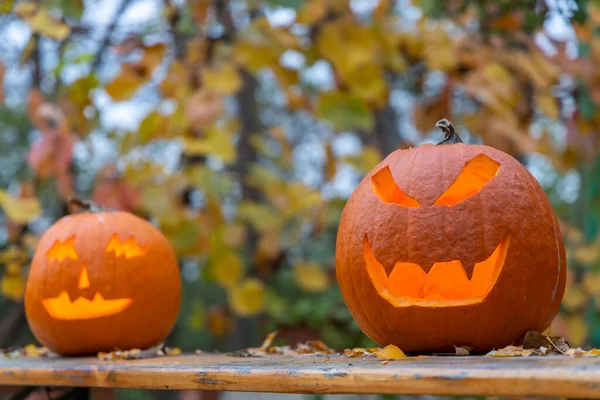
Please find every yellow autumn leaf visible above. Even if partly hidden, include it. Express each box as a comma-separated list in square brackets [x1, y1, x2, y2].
[535, 92, 559, 119]
[344, 62, 388, 105]
[562, 285, 587, 310]
[1, 274, 25, 301]
[296, 0, 327, 25]
[283, 183, 322, 217]
[188, 302, 205, 331]
[212, 252, 244, 289]
[14, 2, 37, 17]
[583, 273, 600, 296]
[23, 344, 42, 357]
[160, 61, 189, 99]
[183, 126, 236, 164]
[564, 314, 588, 347]
[344, 348, 367, 357]
[343, 146, 381, 174]
[201, 64, 243, 95]
[573, 243, 599, 264]
[207, 305, 234, 337]
[0, 190, 41, 223]
[140, 43, 166, 72]
[237, 202, 282, 233]
[423, 26, 457, 72]
[19, 36, 37, 66]
[295, 263, 329, 293]
[486, 345, 533, 357]
[374, 345, 407, 360]
[234, 41, 278, 73]
[24, 8, 70, 40]
[221, 223, 247, 249]
[105, 64, 145, 101]
[229, 278, 265, 317]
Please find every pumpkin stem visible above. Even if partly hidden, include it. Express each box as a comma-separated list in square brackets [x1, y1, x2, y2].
[68, 198, 103, 213]
[436, 119, 463, 145]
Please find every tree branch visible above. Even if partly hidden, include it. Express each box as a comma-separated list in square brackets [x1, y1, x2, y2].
[90, 0, 132, 72]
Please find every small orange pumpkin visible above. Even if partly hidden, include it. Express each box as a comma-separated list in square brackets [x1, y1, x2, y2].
[336, 119, 566, 353]
[25, 199, 181, 356]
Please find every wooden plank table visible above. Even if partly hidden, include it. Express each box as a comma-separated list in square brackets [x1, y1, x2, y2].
[1, 354, 600, 398]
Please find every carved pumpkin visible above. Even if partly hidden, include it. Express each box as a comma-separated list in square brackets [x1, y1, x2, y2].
[336, 119, 566, 353]
[25, 200, 181, 355]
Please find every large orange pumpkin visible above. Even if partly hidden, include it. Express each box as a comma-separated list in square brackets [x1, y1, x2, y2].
[336, 119, 566, 353]
[25, 200, 181, 355]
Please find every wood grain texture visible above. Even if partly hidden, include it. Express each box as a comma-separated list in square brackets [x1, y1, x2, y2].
[1, 354, 600, 397]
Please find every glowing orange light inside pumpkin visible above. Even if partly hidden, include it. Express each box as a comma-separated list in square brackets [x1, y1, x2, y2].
[46, 236, 79, 262]
[42, 292, 132, 320]
[78, 264, 90, 289]
[41, 257, 133, 320]
[363, 234, 509, 306]
[434, 154, 500, 206]
[371, 166, 420, 207]
[106, 234, 147, 258]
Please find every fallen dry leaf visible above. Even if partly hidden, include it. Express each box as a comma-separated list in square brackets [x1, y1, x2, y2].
[97, 343, 179, 361]
[374, 345, 407, 360]
[454, 345, 473, 356]
[0, 344, 52, 358]
[566, 348, 600, 357]
[237, 331, 336, 357]
[344, 348, 367, 357]
[523, 330, 570, 354]
[486, 345, 533, 357]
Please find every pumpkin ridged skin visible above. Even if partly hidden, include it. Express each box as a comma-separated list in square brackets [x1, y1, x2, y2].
[336, 143, 566, 353]
[25, 211, 181, 356]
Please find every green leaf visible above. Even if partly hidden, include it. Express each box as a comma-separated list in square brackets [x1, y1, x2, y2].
[579, 85, 595, 120]
[268, 0, 303, 9]
[317, 91, 374, 132]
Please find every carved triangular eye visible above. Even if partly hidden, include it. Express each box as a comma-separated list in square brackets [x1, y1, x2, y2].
[434, 154, 500, 206]
[105, 234, 147, 259]
[371, 166, 419, 208]
[46, 236, 79, 262]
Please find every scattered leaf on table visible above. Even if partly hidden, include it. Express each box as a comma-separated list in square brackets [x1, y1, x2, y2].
[454, 345, 472, 356]
[374, 344, 407, 360]
[0, 345, 52, 358]
[97, 343, 177, 361]
[486, 345, 533, 357]
[523, 330, 569, 354]
[240, 331, 335, 357]
[566, 348, 600, 357]
[343, 347, 371, 357]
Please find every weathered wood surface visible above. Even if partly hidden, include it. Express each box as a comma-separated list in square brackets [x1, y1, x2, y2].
[1, 354, 600, 397]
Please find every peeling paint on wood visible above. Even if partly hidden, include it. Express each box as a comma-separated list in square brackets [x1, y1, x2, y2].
[0, 354, 600, 397]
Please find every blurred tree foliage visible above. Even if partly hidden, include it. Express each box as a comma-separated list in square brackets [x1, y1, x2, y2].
[0, 0, 599, 352]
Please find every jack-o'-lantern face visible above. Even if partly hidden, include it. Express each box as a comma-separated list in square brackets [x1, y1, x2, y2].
[40, 234, 146, 320]
[25, 208, 181, 356]
[335, 120, 566, 353]
[366, 153, 508, 305]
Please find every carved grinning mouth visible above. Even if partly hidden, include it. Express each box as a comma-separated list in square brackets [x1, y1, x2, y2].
[363, 234, 509, 306]
[42, 292, 132, 320]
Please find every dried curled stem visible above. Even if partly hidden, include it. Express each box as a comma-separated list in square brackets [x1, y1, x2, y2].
[436, 118, 463, 145]
[67, 198, 103, 213]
